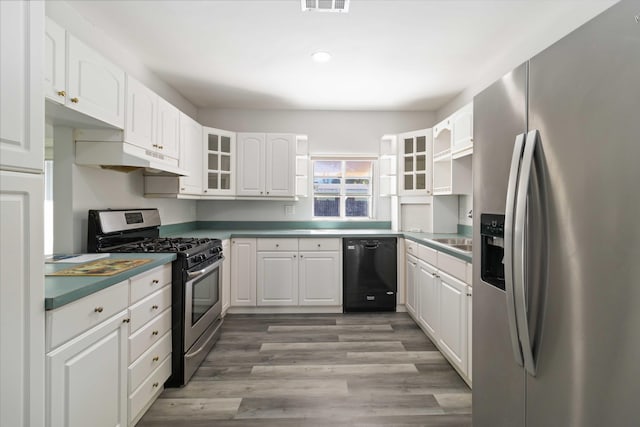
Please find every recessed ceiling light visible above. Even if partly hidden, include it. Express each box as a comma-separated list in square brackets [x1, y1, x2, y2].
[312, 51, 332, 63]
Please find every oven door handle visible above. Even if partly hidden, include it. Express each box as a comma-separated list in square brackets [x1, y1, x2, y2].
[187, 257, 223, 279]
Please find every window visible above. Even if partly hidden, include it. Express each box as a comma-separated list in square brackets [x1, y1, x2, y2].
[313, 159, 373, 218]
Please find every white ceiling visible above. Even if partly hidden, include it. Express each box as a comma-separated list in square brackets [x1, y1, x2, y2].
[67, 0, 616, 112]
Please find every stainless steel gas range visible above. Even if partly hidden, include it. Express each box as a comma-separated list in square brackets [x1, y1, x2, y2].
[87, 208, 223, 387]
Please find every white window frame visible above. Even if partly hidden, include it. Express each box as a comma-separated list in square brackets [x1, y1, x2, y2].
[311, 156, 376, 220]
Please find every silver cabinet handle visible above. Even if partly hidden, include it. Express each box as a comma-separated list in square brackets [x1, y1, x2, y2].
[94, 307, 104, 313]
[504, 132, 526, 368]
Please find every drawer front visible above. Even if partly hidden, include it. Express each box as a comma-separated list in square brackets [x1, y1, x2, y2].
[129, 356, 171, 423]
[130, 263, 172, 304]
[129, 308, 171, 363]
[418, 244, 437, 265]
[299, 238, 340, 251]
[437, 252, 467, 282]
[129, 285, 172, 333]
[257, 238, 298, 251]
[405, 240, 418, 256]
[128, 331, 172, 392]
[46, 281, 128, 351]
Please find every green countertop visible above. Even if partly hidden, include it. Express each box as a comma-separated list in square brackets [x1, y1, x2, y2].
[45, 253, 176, 310]
[163, 229, 473, 263]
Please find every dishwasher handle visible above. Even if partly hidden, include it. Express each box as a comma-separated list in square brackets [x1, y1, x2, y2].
[364, 243, 380, 250]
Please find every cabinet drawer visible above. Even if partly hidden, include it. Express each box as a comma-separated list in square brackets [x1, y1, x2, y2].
[418, 244, 437, 265]
[437, 252, 467, 282]
[299, 238, 340, 251]
[130, 263, 172, 304]
[129, 285, 172, 333]
[46, 281, 128, 351]
[128, 331, 171, 392]
[129, 355, 171, 423]
[405, 240, 418, 256]
[129, 308, 171, 363]
[257, 238, 298, 251]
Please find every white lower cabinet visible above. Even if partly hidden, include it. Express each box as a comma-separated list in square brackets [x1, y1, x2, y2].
[405, 254, 418, 316]
[47, 310, 129, 427]
[221, 239, 231, 314]
[230, 238, 257, 306]
[404, 240, 472, 386]
[257, 251, 299, 306]
[299, 251, 341, 306]
[417, 260, 439, 339]
[231, 238, 341, 308]
[438, 271, 469, 375]
[45, 262, 173, 427]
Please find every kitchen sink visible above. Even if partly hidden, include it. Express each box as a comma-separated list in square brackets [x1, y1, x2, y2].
[431, 238, 472, 253]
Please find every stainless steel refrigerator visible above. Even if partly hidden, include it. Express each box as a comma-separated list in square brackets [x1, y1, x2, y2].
[473, 1, 640, 426]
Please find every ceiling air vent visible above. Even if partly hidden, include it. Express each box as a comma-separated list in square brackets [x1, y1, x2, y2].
[301, 0, 350, 13]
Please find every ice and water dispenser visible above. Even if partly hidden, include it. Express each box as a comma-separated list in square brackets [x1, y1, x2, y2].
[480, 214, 506, 291]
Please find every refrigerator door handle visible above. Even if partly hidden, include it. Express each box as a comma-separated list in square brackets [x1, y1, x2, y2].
[504, 132, 526, 367]
[513, 129, 541, 376]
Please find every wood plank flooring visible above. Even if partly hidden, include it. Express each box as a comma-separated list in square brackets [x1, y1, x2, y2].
[137, 313, 471, 426]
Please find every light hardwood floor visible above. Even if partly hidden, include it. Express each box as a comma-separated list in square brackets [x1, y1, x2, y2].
[138, 313, 472, 426]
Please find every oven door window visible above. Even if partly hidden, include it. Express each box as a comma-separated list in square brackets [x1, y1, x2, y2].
[191, 266, 220, 325]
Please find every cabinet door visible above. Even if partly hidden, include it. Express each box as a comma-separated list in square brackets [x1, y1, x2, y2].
[221, 240, 231, 314]
[417, 260, 439, 339]
[265, 133, 295, 197]
[125, 75, 157, 151]
[67, 33, 125, 129]
[398, 130, 432, 196]
[405, 254, 418, 316]
[157, 97, 180, 159]
[438, 271, 468, 375]
[1, 171, 45, 427]
[178, 113, 203, 194]
[467, 285, 472, 383]
[230, 238, 256, 306]
[257, 252, 298, 306]
[236, 133, 265, 196]
[0, 0, 44, 173]
[299, 251, 341, 306]
[44, 17, 66, 104]
[451, 102, 473, 154]
[47, 310, 128, 427]
[203, 127, 236, 196]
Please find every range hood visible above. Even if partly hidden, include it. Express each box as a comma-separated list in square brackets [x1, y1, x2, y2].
[74, 129, 189, 176]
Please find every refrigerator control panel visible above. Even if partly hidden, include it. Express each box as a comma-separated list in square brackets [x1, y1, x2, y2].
[480, 213, 505, 291]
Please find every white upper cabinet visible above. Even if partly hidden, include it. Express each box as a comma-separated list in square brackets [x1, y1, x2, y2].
[451, 102, 473, 157]
[125, 75, 157, 151]
[265, 134, 295, 197]
[44, 17, 66, 105]
[156, 97, 180, 160]
[398, 129, 432, 196]
[432, 103, 473, 195]
[237, 133, 295, 198]
[203, 127, 236, 197]
[66, 33, 125, 128]
[179, 113, 203, 195]
[237, 133, 266, 196]
[1, 0, 44, 173]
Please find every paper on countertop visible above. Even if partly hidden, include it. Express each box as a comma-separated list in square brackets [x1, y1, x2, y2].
[45, 254, 109, 263]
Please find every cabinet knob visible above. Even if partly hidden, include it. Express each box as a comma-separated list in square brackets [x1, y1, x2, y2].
[275, 244, 279, 247]
[467, 292, 472, 297]
[266, 191, 270, 195]
[317, 244, 321, 247]
[152, 330, 159, 336]
[300, 254, 303, 258]
[57, 90, 66, 97]
[431, 273, 437, 278]
[260, 191, 263, 195]
[122, 318, 130, 323]
[181, 187, 185, 191]
[293, 254, 296, 258]
[158, 145, 164, 149]
[152, 279, 159, 284]
[152, 382, 159, 388]
[152, 144, 158, 148]
[151, 305, 159, 310]
[204, 190, 208, 193]
[70, 97, 79, 103]
[94, 306, 104, 313]
[152, 356, 159, 362]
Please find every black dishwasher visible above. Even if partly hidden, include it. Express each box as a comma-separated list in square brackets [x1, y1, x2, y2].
[343, 238, 397, 312]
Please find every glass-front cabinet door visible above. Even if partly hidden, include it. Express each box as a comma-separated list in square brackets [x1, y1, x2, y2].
[203, 127, 236, 196]
[399, 129, 432, 195]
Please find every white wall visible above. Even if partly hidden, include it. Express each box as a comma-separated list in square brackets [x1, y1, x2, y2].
[196, 109, 435, 222]
[45, 1, 197, 119]
[52, 126, 196, 253]
[435, 1, 616, 120]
